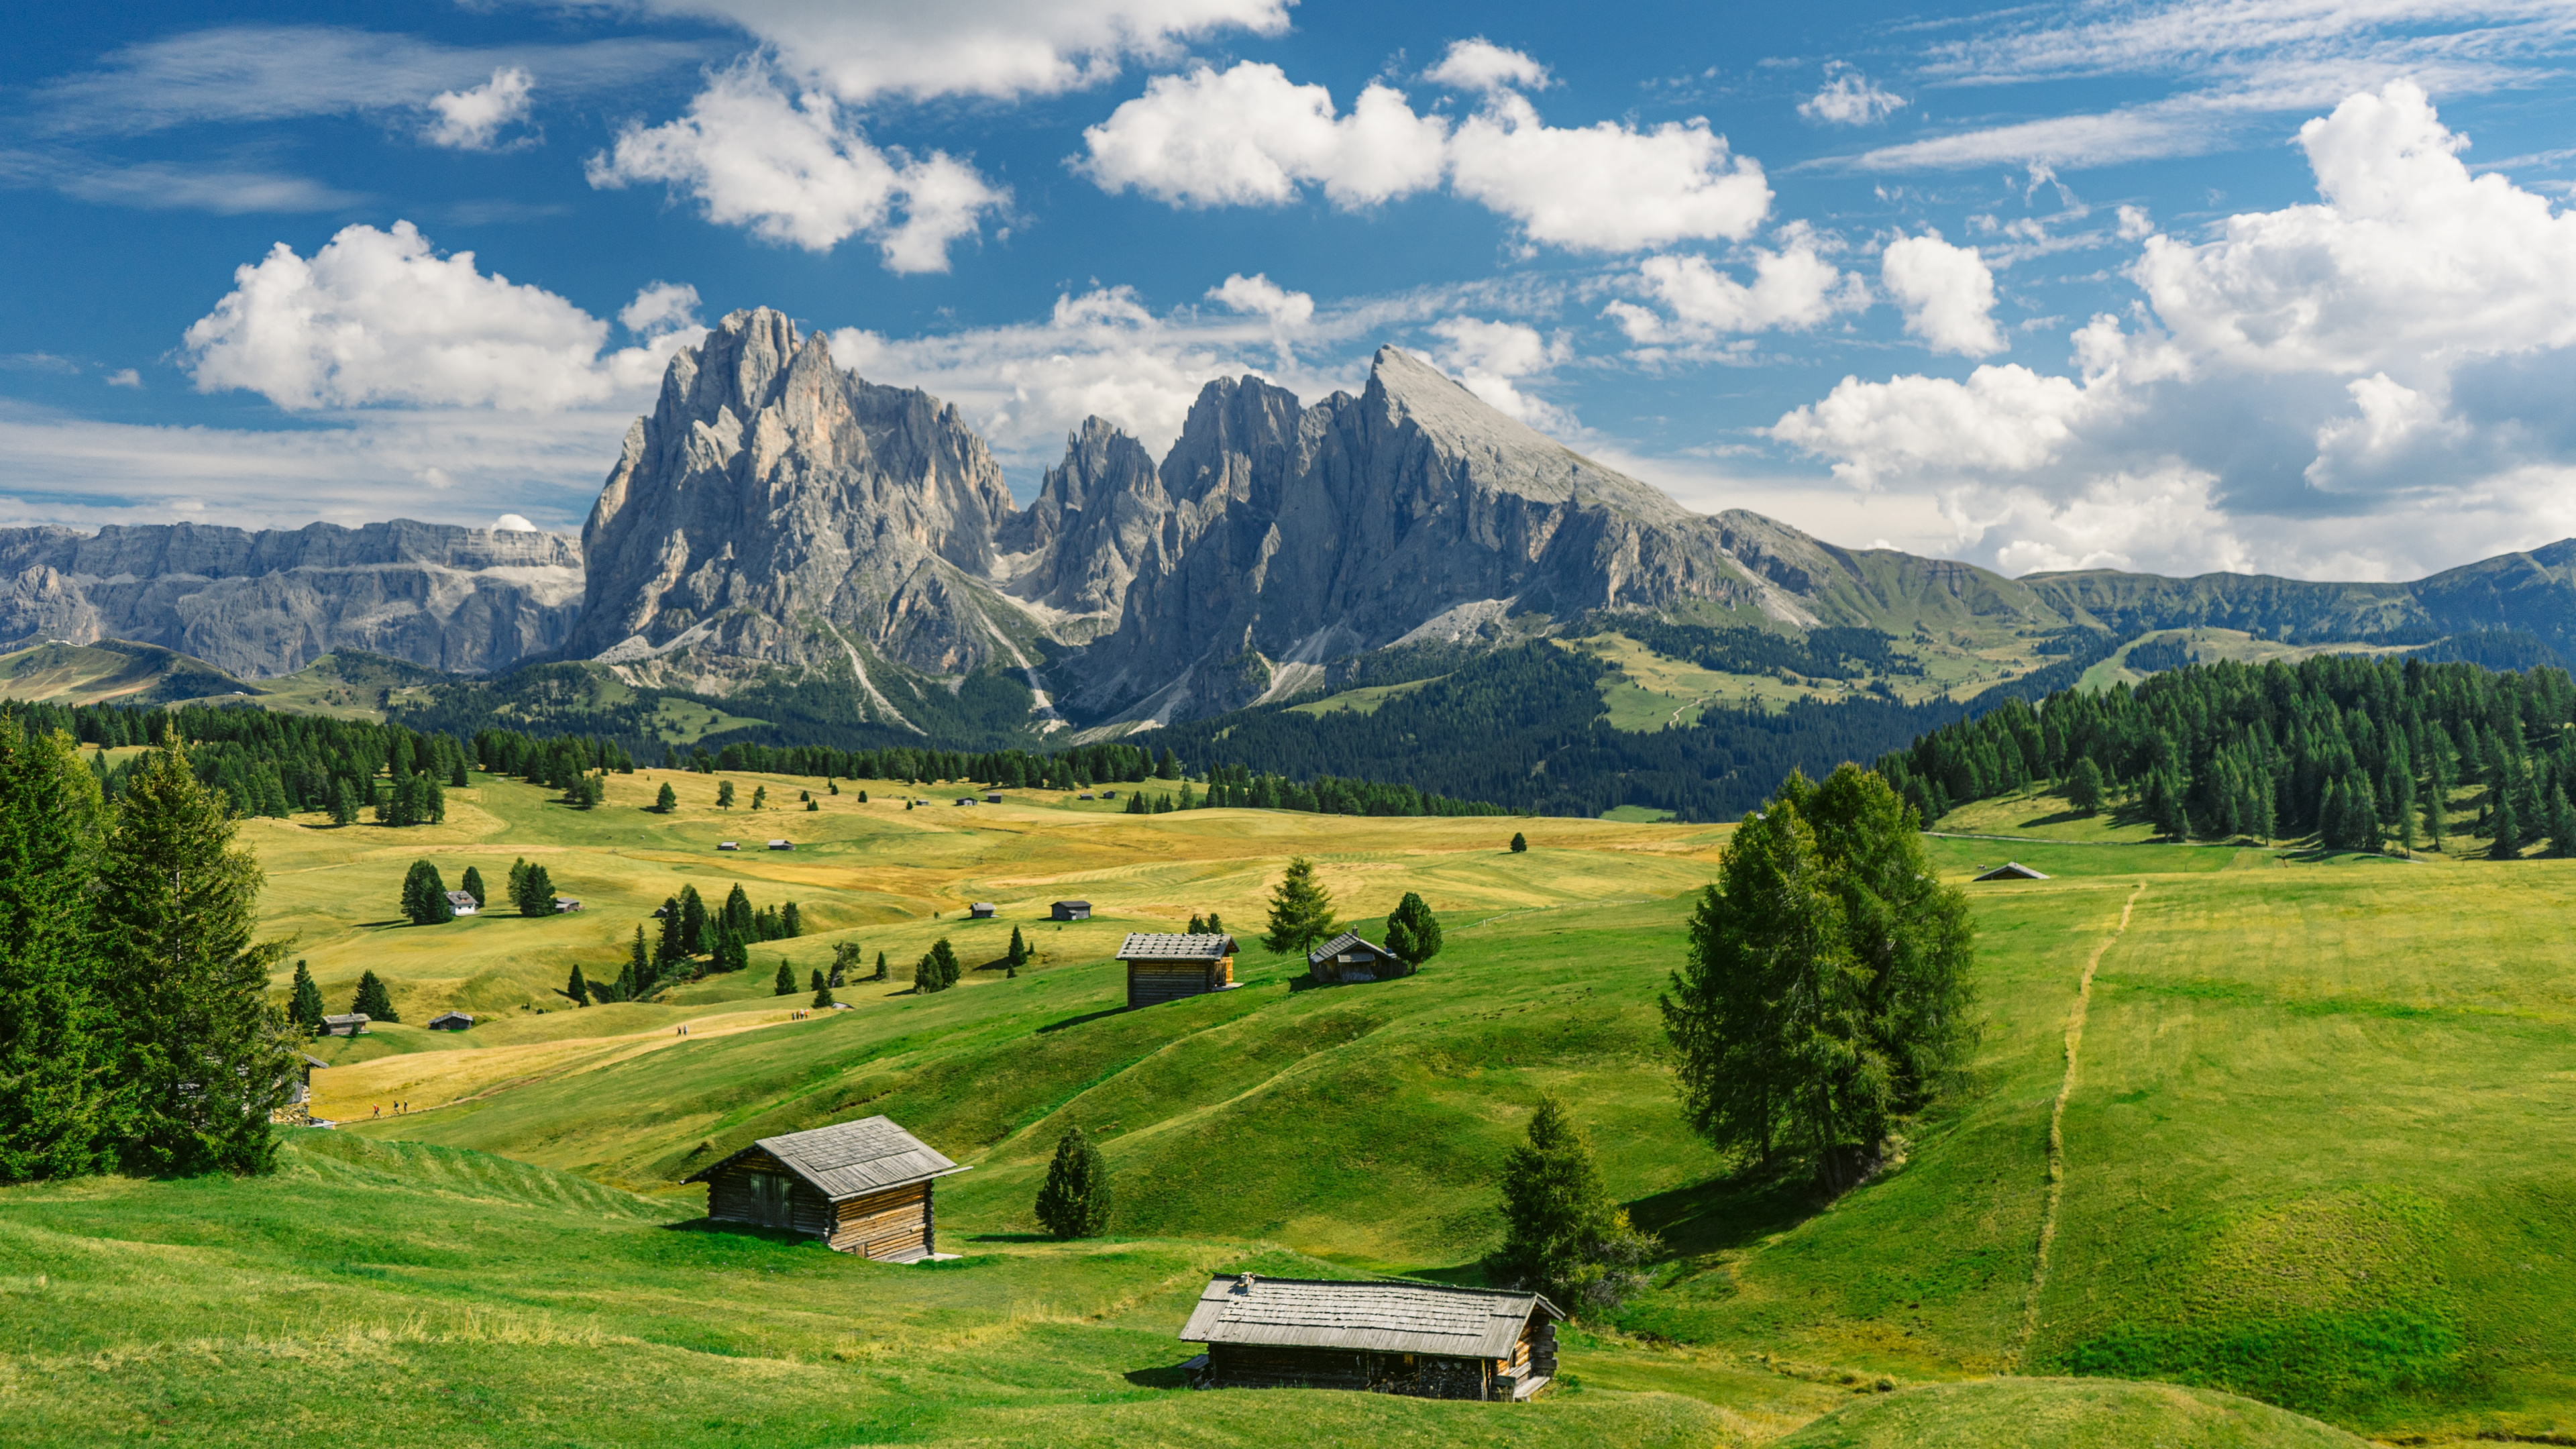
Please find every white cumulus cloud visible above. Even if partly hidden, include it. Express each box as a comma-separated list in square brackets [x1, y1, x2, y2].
[180, 221, 698, 411]
[1799, 65, 1906, 125]
[1081, 46, 1771, 252]
[493, 513, 539, 531]
[1422, 38, 1550, 95]
[424, 66, 534, 150]
[1428, 316, 1571, 427]
[1605, 225, 1868, 343]
[619, 280, 702, 339]
[1880, 231, 2006, 356]
[586, 61, 1005, 270]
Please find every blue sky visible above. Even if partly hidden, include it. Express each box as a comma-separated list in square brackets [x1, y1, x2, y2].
[7, 1, 2576, 581]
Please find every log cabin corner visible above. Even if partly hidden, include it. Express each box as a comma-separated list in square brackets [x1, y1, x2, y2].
[686, 1116, 968, 1261]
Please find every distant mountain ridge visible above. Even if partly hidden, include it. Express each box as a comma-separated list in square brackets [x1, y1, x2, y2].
[15, 306, 2576, 727]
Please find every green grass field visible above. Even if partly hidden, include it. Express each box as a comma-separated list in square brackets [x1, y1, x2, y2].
[4, 764, 2573, 1445]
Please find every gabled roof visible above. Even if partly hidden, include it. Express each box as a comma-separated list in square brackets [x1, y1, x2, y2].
[1120, 932, 1238, 961]
[445, 891, 478, 907]
[322, 1013, 368, 1026]
[428, 1011, 474, 1026]
[684, 1115, 968, 1200]
[1974, 861, 2050, 881]
[1307, 930, 1392, 965]
[1053, 899, 1091, 908]
[1179, 1275, 1561, 1358]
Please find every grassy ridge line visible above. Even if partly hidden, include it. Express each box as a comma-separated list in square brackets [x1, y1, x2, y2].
[2012, 881, 2146, 1369]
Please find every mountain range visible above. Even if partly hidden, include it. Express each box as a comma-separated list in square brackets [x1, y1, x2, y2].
[13, 305, 2576, 738]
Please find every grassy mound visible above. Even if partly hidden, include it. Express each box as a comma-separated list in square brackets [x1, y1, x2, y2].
[1774, 1377, 2367, 1448]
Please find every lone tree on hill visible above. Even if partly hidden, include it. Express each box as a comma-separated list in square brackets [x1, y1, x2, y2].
[400, 859, 454, 925]
[95, 743, 296, 1176]
[914, 937, 961, 994]
[506, 858, 557, 916]
[459, 865, 486, 909]
[775, 959, 796, 996]
[1384, 892, 1442, 970]
[1262, 857, 1335, 957]
[875, 950, 889, 982]
[1509, 831, 1527, 853]
[1007, 925, 1028, 975]
[2067, 758, 2106, 816]
[1662, 765, 1975, 1192]
[565, 964, 589, 1006]
[716, 780, 735, 809]
[810, 969, 834, 1009]
[751, 785, 767, 810]
[351, 971, 397, 1023]
[1491, 1098, 1657, 1313]
[655, 782, 678, 813]
[288, 960, 326, 1036]
[1034, 1125, 1112, 1239]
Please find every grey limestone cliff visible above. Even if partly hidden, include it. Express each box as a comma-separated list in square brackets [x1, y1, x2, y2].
[0, 519, 582, 678]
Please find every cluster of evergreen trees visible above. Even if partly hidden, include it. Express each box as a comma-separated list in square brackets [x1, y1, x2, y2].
[1122, 765, 1504, 818]
[913, 938, 963, 994]
[1880, 654, 2576, 855]
[1662, 765, 1977, 1191]
[578, 883, 803, 1004]
[0, 725, 295, 1182]
[1582, 618, 1921, 681]
[9, 700, 474, 826]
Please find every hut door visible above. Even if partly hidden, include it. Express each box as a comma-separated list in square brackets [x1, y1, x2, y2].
[749, 1171, 794, 1228]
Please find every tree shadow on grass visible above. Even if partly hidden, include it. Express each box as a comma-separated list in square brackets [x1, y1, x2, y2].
[1036, 1007, 1126, 1034]
[1122, 1362, 1193, 1389]
[1625, 1163, 1827, 1262]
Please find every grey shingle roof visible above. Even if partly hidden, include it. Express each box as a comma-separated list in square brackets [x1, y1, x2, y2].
[1307, 930, 1391, 965]
[684, 1115, 967, 1200]
[1119, 932, 1238, 961]
[1179, 1276, 1560, 1358]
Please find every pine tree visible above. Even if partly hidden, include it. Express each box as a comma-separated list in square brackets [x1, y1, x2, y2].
[2492, 789, 2524, 860]
[1033, 1125, 1112, 1239]
[724, 883, 755, 942]
[0, 724, 112, 1182]
[1207, 912, 1224, 934]
[775, 960, 796, 996]
[923, 937, 961, 992]
[875, 950, 889, 982]
[566, 964, 590, 1006]
[780, 902, 801, 938]
[351, 970, 396, 1022]
[655, 782, 678, 813]
[520, 863, 556, 916]
[460, 865, 486, 908]
[680, 886, 708, 955]
[1492, 1098, 1656, 1312]
[400, 859, 453, 925]
[1007, 926, 1028, 973]
[628, 926, 650, 992]
[288, 959, 326, 1036]
[716, 780, 735, 809]
[93, 745, 294, 1175]
[1262, 857, 1336, 956]
[329, 777, 358, 826]
[2067, 757, 2106, 815]
[811, 969, 834, 1009]
[1383, 892, 1443, 971]
[1509, 831, 1527, 853]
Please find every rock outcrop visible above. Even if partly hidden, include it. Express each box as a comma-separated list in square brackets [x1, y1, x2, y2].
[0, 520, 581, 678]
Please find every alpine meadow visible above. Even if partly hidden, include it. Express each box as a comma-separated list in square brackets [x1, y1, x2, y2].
[16, 2, 2576, 1445]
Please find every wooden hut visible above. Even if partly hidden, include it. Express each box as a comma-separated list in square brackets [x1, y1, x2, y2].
[1051, 900, 1092, 921]
[320, 1013, 370, 1037]
[969, 902, 997, 920]
[685, 1116, 969, 1261]
[444, 891, 480, 916]
[427, 1011, 474, 1032]
[1307, 930, 1405, 985]
[1119, 933, 1238, 1008]
[554, 897, 584, 912]
[1974, 861, 2050, 881]
[1179, 1275, 1563, 1401]
[768, 839, 794, 851]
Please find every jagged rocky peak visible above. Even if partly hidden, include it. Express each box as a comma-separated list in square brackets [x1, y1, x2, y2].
[1360, 345, 1688, 521]
[999, 417, 1169, 635]
[568, 307, 1026, 689]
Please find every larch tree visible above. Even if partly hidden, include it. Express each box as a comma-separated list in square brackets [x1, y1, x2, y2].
[93, 745, 295, 1177]
[1033, 1125, 1112, 1239]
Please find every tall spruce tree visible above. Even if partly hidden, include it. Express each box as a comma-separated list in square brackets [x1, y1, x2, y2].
[628, 926, 651, 994]
[680, 885, 708, 955]
[775, 959, 796, 996]
[656, 896, 686, 967]
[93, 744, 294, 1176]
[1491, 1098, 1657, 1312]
[288, 960, 325, 1036]
[1033, 1125, 1112, 1239]
[566, 964, 590, 1006]
[1007, 926, 1028, 972]
[460, 865, 486, 908]
[351, 971, 396, 1022]
[2067, 757, 2107, 815]
[810, 969, 834, 1009]
[2492, 789, 2524, 860]
[1262, 856, 1336, 956]
[875, 951, 889, 982]
[0, 723, 112, 1182]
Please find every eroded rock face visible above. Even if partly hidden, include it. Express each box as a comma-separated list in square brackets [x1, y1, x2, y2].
[568, 308, 1024, 692]
[0, 521, 582, 677]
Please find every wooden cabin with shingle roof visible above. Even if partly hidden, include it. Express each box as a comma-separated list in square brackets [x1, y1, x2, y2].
[1179, 1274, 1563, 1401]
[1118, 932, 1238, 1008]
[684, 1116, 969, 1260]
[1307, 930, 1405, 985]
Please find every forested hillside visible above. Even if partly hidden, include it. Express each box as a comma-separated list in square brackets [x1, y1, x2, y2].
[1886, 654, 2576, 853]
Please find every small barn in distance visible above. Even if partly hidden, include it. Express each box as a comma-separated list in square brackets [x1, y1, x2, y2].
[444, 891, 479, 916]
[1974, 861, 2050, 881]
[1180, 1274, 1562, 1401]
[1051, 900, 1091, 921]
[1120, 933, 1238, 1008]
[968, 902, 997, 920]
[427, 1011, 474, 1032]
[686, 1116, 969, 1260]
[1307, 930, 1405, 985]
[320, 1013, 369, 1037]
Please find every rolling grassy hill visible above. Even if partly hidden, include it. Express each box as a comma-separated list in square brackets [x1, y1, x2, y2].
[4, 766, 2573, 1444]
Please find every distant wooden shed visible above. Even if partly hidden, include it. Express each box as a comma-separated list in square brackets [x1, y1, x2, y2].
[553, 897, 583, 913]
[767, 839, 794, 851]
[1307, 930, 1406, 985]
[427, 1011, 474, 1032]
[984, 793, 1004, 804]
[320, 1013, 370, 1037]
[1179, 1274, 1562, 1401]
[1974, 861, 2050, 881]
[969, 902, 997, 920]
[686, 1116, 969, 1260]
[1119, 933, 1238, 1008]
[444, 891, 480, 916]
[1051, 900, 1092, 921]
